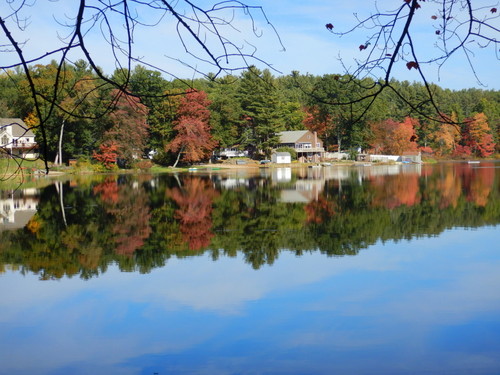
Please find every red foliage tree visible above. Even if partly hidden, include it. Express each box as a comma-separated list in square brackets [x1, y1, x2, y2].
[166, 90, 217, 167]
[451, 145, 472, 158]
[303, 106, 329, 138]
[92, 142, 119, 169]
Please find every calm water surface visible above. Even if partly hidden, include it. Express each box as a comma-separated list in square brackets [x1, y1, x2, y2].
[1, 162, 499, 374]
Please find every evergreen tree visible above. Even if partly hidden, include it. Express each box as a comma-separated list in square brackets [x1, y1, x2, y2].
[238, 67, 284, 158]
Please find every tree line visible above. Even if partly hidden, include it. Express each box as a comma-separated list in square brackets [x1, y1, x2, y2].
[1, 61, 499, 167]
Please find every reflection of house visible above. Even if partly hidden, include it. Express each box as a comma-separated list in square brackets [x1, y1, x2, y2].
[217, 178, 250, 189]
[358, 152, 422, 164]
[277, 130, 324, 162]
[272, 168, 292, 182]
[0, 118, 38, 159]
[0, 189, 39, 231]
[280, 179, 323, 203]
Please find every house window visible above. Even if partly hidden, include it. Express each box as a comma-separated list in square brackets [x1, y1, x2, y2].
[1, 135, 8, 145]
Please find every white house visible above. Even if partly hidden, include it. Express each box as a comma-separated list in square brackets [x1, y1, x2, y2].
[272, 152, 291, 164]
[0, 118, 38, 159]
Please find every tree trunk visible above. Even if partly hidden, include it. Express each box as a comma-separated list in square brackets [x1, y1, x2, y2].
[55, 119, 65, 165]
[172, 145, 184, 168]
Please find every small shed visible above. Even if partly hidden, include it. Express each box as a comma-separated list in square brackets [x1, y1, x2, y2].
[272, 152, 291, 164]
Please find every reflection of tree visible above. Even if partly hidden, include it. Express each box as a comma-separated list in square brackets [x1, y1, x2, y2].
[167, 177, 219, 250]
[1, 163, 499, 278]
[93, 177, 119, 203]
[304, 196, 336, 224]
[462, 163, 495, 207]
[370, 173, 421, 209]
[211, 182, 306, 269]
[94, 177, 152, 256]
[435, 167, 462, 209]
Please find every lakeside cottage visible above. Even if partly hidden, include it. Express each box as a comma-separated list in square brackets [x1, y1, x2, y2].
[0, 118, 38, 159]
[277, 130, 324, 163]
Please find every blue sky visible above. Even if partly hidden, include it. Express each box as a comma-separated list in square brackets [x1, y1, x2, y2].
[1, 0, 498, 90]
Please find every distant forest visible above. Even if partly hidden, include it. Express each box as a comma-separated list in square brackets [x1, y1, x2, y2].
[1, 62, 499, 167]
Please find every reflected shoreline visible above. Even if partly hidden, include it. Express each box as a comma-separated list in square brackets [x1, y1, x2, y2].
[1, 161, 499, 279]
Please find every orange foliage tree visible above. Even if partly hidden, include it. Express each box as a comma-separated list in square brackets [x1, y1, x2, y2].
[463, 113, 496, 157]
[430, 113, 461, 156]
[303, 106, 330, 139]
[370, 117, 419, 155]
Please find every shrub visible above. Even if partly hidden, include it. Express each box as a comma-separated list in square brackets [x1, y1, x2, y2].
[451, 145, 472, 159]
[133, 159, 153, 170]
[92, 142, 119, 169]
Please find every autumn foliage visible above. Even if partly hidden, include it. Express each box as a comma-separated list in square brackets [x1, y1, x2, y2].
[370, 117, 419, 155]
[166, 89, 217, 165]
[462, 113, 495, 157]
[92, 142, 119, 169]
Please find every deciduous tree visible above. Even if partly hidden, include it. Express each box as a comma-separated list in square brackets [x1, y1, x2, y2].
[463, 113, 496, 157]
[166, 90, 217, 166]
[370, 117, 419, 155]
[101, 90, 149, 167]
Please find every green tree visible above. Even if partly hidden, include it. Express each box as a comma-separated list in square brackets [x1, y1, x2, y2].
[238, 67, 284, 158]
[207, 75, 242, 149]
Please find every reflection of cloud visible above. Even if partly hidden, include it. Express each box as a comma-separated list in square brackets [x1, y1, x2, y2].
[1, 227, 499, 374]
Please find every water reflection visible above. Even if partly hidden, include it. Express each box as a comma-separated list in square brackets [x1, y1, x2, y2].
[0, 162, 498, 279]
[0, 188, 38, 230]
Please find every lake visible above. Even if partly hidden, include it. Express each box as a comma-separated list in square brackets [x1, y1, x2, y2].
[1, 162, 499, 375]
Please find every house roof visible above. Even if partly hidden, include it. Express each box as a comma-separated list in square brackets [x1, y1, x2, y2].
[0, 118, 35, 137]
[278, 130, 309, 143]
[274, 152, 291, 157]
